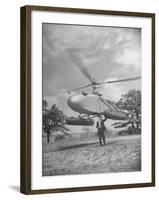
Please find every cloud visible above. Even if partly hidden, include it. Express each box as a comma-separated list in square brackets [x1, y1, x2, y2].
[115, 47, 141, 73]
[43, 24, 141, 100]
[114, 28, 141, 74]
[102, 75, 141, 102]
[102, 78, 126, 101]
[42, 80, 58, 96]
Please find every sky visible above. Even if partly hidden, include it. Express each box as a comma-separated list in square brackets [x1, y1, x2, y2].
[42, 23, 141, 118]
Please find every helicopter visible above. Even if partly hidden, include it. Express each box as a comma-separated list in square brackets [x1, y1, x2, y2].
[65, 50, 141, 126]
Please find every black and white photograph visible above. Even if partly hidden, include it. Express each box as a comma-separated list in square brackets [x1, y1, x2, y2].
[42, 23, 142, 176]
[20, 6, 155, 194]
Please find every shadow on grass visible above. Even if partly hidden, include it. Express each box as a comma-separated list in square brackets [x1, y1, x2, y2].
[56, 141, 117, 151]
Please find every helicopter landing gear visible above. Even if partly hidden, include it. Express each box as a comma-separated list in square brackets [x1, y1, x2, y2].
[79, 114, 89, 119]
[79, 114, 96, 121]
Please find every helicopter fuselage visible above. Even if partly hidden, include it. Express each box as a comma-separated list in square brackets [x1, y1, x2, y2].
[67, 93, 127, 120]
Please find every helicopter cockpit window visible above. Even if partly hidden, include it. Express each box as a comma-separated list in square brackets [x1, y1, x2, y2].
[81, 91, 88, 96]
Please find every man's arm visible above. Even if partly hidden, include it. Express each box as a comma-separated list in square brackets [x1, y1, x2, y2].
[96, 121, 98, 128]
[103, 116, 107, 122]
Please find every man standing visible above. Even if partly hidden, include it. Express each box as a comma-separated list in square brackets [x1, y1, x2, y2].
[96, 116, 107, 146]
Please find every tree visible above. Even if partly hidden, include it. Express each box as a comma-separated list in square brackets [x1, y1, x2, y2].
[42, 100, 70, 143]
[113, 89, 141, 134]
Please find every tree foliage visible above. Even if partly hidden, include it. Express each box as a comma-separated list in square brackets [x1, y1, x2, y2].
[42, 99, 48, 109]
[113, 89, 141, 134]
[42, 100, 69, 142]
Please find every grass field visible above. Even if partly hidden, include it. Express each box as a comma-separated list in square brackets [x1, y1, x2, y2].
[42, 134, 141, 176]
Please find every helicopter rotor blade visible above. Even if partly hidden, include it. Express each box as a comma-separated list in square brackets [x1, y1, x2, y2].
[71, 76, 141, 91]
[97, 76, 141, 85]
[68, 48, 95, 84]
[80, 67, 95, 83]
[75, 63, 95, 84]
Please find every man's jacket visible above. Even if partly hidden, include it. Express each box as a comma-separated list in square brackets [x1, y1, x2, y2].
[96, 120, 106, 130]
